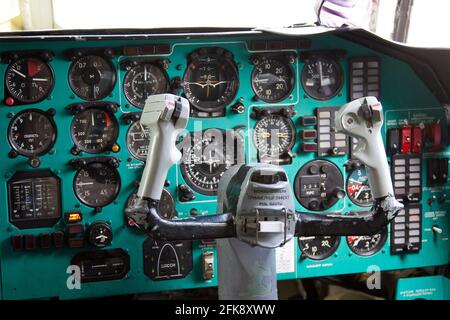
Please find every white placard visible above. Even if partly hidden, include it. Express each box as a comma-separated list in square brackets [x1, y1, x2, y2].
[275, 238, 295, 274]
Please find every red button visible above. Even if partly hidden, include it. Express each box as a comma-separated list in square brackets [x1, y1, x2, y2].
[5, 97, 14, 106]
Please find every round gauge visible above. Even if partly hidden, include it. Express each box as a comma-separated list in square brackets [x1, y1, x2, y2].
[251, 57, 294, 102]
[8, 109, 56, 157]
[74, 162, 120, 207]
[301, 56, 343, 100]
[71, 107, 119, 153]
[126, 120, 150, 161]
[253, 115, 295, 159]
[123, 63, 169, 108]
[347, 230, 387, 256]
[183, 50, 239, 112]
[127, 189, 176, 219]
[180, 130, 238, 195]
[298, 236, 340, 260]
[298, 235, 340, 260]
[88, 221, 113, 247]
[68, 55, 116, 101]
[347, 166, 373, 206]
[5, 57, 54, 104]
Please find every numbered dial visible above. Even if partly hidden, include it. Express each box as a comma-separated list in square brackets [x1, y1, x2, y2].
[68, 55, 116, 101]
[123, 63, 169, 108]
[183, 51, 239, 112]
[251, 57, 294, 102]
[180, 130, 238, 195]
[298, 235, 340, 260]
[347, 231, 387, 256]
[347, 166, 373, 206]
[74, 162, 120, 208]
[8, 109, 56, 157]
[5, 57, 54, 104]
[301, 56, 343, 100]
[71, 108, 119, 153]
[126, 121, 150, 161]
[253, 115, 295, 159]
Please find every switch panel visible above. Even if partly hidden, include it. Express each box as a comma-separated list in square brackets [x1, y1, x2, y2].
[349, 57, 381, 100]
[427, 158, 449, 186]
[391, 154, 422, 202]
[316, 107, 348, 157]
[391, 204, 422, 254]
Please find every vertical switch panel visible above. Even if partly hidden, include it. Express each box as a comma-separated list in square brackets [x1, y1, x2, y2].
[349, 57, 380, 100]
[391, 154, 422, 202]
[427, 158, 449, 186]
[316, 107, 348, 157]
[391, 204, 422, 254]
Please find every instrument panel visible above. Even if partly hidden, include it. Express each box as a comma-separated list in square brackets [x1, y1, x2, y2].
[0, 28, 448, 300]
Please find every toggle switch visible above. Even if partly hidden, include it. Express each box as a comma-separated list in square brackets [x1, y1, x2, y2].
[202, 251, 215, 280]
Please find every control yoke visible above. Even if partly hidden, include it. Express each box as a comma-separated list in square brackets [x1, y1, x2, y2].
[125, 94, 403, 245]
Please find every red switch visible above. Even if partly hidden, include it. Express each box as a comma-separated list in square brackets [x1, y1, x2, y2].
[401, 126, 412, 153]
[412, 126, 422, 153]
[425, 123, 443, 152]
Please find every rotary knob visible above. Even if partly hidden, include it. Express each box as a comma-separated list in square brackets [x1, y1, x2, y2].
[88, 221, 113, 247]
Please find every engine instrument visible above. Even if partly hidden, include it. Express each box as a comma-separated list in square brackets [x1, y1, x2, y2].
[7, 170, 61, 229]
[70, 107, 119, 153]
[301, 56, 343, 100]
[8, 109, 56, 157]
[5, 57, 54, 104]
[123, 62, 169, 108]
[68, 55, 116, 101]
[73, 161, 120, 208]
[346, 166, 373, 206]
[126, 120, 150, 161]
[347, 230, 387, 256]
[251, 56, 294, 102]
[298, 235, 340, 260]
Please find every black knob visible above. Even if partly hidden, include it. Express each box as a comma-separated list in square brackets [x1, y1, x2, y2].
[332, 187, 346, 199]
[88, 221, 113, 248]
[308, 200, 320, 210]
[178, 184, 195, 202]
[308, 165, 319, 175]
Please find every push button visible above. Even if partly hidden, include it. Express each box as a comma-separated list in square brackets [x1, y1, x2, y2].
[52, 231, 65, 248]
[24, 235, 37, 250]
[11, 235, 23, 251]
[39, 233, 52, 249]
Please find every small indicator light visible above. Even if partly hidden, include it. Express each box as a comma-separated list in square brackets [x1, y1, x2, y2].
[111, 144, 120, 153]
[5, 97, 15, 106]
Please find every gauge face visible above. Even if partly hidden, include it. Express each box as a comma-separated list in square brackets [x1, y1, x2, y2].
[183, 51, 239, 112]
[5, 57, 54, 103]
[123, 63, 168, 108]
[126, 120, 150, 161]
[127, 189, 176, 219]
[253, 115, 295, 159]
[68, 55, 116, 101]
[347, 231, 387, 256]
[180, 130, 238, 195]
[298, 235, 340, 260]
[251, 57, 294, 102]
[347, 166, 373, 206]
[301, 56, 343, 100]
[71, 108, 119, 153]
[74, 162, 120, 207]
[8, 109, 56, 157]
